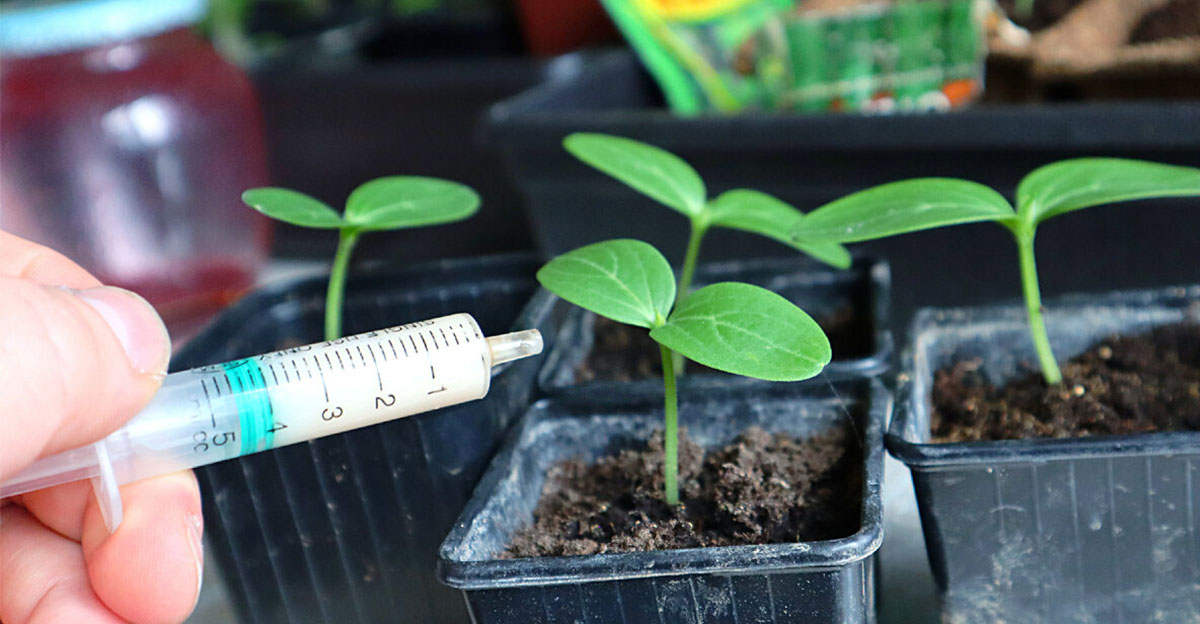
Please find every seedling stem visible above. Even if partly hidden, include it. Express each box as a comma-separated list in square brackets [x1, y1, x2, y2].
[326, 228, 360, 341]
[1013, 226, 1062, 384]
[659, 341, 680, 505]
[678, 219, 707, 306]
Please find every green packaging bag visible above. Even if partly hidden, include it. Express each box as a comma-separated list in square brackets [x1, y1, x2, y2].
[600, 0, 987, 115]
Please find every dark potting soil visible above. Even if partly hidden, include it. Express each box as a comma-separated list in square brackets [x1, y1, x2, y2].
[932, 322, 1200, 442]
[575, 308, 868, 384]
[505, 426, 861, 557]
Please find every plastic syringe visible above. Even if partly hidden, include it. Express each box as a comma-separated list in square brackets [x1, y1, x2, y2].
[0, 313, 542, 532]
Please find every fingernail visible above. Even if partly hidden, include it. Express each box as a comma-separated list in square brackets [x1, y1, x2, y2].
[186, 512, 204, 608]
[74, 286, 171, 376]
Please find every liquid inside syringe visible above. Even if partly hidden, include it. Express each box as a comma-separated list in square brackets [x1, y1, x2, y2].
[0, 313, 542, 504]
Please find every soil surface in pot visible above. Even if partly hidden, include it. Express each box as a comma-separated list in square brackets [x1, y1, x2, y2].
[933, 322, 1200, 442]
[505, 426, 861, 557]
[576, 309, 868, 383]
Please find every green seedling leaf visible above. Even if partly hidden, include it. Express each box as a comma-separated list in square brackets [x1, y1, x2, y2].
[1017, 158, 1200, 225]
[537, 239, 675, 329]
[242, 188, 344, 229]
[709, 189, 852, 269]
[651, 282, 831, 381]
[344, 176, 480, 231]
[564, 133, 706, 217]
[794, 178, 1016, 243]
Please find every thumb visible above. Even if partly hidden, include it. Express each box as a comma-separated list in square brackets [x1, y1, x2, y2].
[0, 277, 171, 482]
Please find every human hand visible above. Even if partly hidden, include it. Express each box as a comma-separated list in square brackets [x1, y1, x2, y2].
[0, 231, 204, 624]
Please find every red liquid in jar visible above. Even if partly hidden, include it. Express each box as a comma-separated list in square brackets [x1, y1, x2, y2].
[1, 28, 272, 342]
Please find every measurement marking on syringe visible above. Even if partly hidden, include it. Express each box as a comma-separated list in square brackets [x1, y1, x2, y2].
[311, 356, 330, 402]
[335, 351, 345, 370]
[439, 328, 451, 347]
[222, 374, 233, 395]
[388, 339, 401, 359]
[409, 336, 419, 354]
[373, 343, 387, 362]
[324, 353, 334, 370]
[450, 328, 460, 345]
[280, 363, 291, 383]
[355, 346, 367, 368]
[367, 345, 383, 391]
[292, 359, 304, 381]
[268, 363, 280, 386]
[200, 378, 216, 427]
[420, 334, 432, 352]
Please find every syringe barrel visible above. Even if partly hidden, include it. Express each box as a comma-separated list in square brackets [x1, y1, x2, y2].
[1, 313, 511, 498]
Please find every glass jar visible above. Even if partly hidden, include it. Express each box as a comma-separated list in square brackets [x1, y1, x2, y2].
[1, 0, 272, 343]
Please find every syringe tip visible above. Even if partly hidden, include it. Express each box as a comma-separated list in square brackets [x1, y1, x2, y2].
[487, 329, 544, 366]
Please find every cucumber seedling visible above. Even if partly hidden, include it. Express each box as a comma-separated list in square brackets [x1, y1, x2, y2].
[792, 157, 1200, 385]
[243, 176, 480, 340]
[537, 238, 832, 505]
[564, 132, 852, 305]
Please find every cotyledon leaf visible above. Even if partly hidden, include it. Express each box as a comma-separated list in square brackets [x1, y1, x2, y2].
[537, 239, 676, 329]
[793, 178, 1016, 243]
[242, 188, 344, 228]
[344, 176, 480, 231]
[709, 189, 852, 269]
[1017, 158, 1200, 225]
[650, 282, 831, 381]
[564, 133, 707, 218]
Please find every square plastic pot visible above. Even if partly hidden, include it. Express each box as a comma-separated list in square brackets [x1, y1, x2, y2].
[438, 380, 889, 624]
[537, 256, 892, 401]
[887, 285, 1200, 623]
[172, 253, 567, 624]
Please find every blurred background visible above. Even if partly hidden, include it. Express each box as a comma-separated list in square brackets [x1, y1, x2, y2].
[1, 0, 1197, 622]
[3, 0, 1198, 342]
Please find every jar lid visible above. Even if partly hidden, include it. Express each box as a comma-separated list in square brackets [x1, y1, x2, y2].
[0, 0, 209, 57]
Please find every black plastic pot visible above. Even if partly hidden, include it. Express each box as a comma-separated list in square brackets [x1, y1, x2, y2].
[486, 49, 1200, 330]
[887, 285, 1200, 623]
[173, 254, 565, 624]
[539, 256, 892, 401]
[438, 380, 889, 624]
